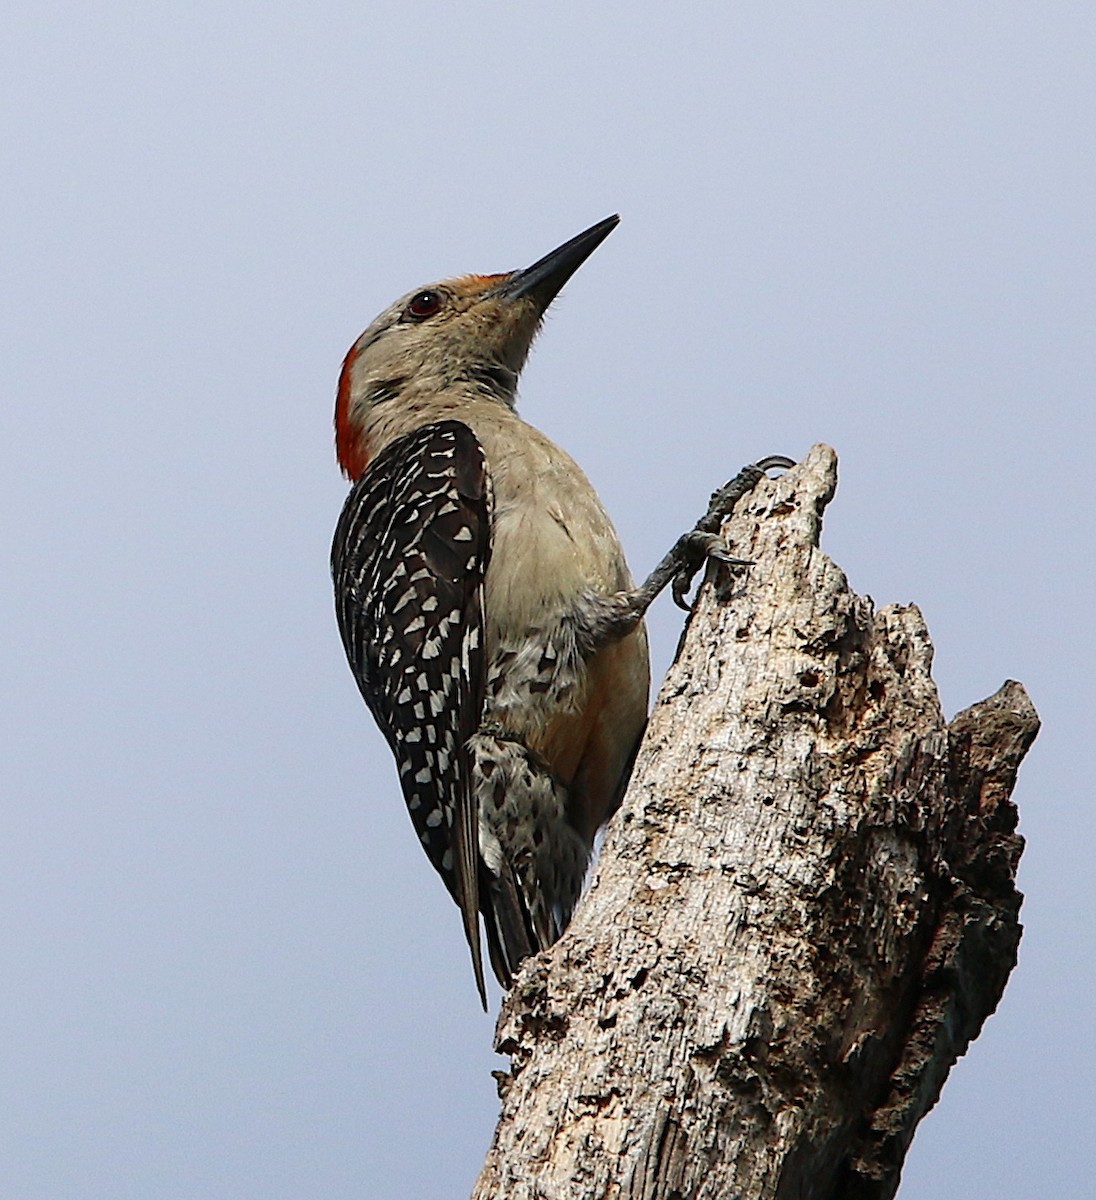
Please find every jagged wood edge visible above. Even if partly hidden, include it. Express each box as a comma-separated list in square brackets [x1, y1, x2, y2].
[471, 444, 1038, 1200]
[839, 679, 1037, 1197]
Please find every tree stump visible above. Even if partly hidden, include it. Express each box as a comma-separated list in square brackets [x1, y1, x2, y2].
[470, 444, 1038, 1200]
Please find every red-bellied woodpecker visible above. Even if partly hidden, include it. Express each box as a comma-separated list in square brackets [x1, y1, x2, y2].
[332, 216, 789, 1005]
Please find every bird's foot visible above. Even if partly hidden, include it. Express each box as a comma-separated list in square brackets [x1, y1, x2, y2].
[671, 531, 752, 609]
[698, 455, 796, 533]
[672, 454, 796, 609]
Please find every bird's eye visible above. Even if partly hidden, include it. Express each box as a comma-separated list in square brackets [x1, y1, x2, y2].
[406, 289, 444, 320]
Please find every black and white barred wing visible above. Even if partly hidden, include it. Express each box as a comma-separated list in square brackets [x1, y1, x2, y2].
[331, 420, 492, 1004]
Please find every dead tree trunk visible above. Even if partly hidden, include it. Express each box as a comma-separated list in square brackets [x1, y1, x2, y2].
[469, 444, 1038, 1200]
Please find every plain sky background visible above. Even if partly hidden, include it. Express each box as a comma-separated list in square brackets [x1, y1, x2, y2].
[2, 3, 1092, 1197]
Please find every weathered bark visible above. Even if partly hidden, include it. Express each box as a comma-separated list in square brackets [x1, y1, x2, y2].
[470, 444, 1037, 1200]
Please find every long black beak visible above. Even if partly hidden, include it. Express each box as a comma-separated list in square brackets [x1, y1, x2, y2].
[492, 215, 620, 310]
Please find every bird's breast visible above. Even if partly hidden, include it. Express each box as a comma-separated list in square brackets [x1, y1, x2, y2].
[462, 409, 649, 814]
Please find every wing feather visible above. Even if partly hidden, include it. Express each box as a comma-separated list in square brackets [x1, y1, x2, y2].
[331, 420, 492, 1005]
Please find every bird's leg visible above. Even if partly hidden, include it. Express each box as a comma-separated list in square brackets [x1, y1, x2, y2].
[668, 453, 796, 609]
[572, 455, 795, 653]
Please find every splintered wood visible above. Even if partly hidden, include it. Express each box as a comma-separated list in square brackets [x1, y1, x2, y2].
[471, 444, 1037, 1200]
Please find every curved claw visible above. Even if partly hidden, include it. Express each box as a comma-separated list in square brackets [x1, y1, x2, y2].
[672, 532, 753, 611]
[754, 454, 796, 475]
[709, 549, 754, 567]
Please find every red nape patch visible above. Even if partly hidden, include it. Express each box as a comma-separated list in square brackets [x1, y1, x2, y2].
[457, 272, 508, 295]
[335, 343, 370, 480]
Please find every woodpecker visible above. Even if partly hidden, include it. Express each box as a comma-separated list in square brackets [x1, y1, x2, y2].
[332, 216, 787, 1006]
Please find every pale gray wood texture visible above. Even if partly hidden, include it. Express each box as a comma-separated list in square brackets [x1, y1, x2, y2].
[471, 444, 1037, 1200]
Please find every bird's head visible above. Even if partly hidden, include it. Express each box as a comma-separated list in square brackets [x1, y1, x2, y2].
[335, 215, 619, 479]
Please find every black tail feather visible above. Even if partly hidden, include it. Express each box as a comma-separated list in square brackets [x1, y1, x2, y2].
[481, 859, 538, 990]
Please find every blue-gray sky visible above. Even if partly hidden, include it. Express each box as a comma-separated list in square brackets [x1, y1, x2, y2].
[2, 3, 1092, 1196]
